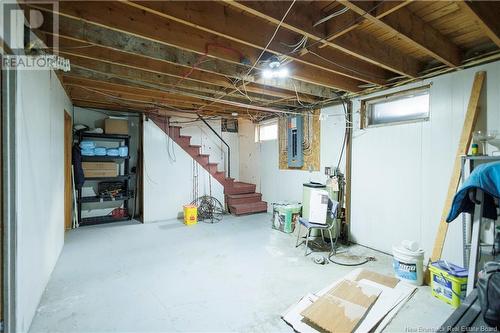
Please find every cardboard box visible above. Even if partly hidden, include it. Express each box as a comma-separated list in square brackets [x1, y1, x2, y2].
[104, 118, 128, 135]
[83, 169, 118, 178]
[301, 279, 381, 333]
[282, 269, 417, 333]
[82, 162, 117, 170]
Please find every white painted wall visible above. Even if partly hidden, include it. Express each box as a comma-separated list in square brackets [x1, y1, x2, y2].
[16, 70, 72, 332]
[350, 61, 500, 265]
[239, 107, 347, 208]
[143, 119, 225, 222]
[222, 131, 239, 181]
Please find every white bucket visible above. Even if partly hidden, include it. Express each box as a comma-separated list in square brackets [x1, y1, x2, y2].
[392, 244, 425, 286]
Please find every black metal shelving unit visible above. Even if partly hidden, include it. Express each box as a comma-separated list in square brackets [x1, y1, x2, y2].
[77, 132, 133, 226]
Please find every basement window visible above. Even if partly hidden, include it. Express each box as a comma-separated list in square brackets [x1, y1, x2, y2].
[255, 121, 278, 142]
[362, 86, 430, 127]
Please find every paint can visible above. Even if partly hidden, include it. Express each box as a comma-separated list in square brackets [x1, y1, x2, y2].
[392, 243, 425, 285]
[429, 260, 468, 308]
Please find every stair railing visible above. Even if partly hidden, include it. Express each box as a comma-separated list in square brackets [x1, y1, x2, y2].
[197, 114, 231, 178]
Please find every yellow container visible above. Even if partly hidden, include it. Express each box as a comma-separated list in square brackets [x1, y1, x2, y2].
[183, 205, 198, 225]
[429, 261, 468, 308]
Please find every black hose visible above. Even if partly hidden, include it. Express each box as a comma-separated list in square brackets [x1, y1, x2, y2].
[328, 252, 371, 266]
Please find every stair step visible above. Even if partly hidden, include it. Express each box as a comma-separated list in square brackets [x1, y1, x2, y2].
[206, 162, 218, 173]
[176, 135, 191, 146]
[226, 192, 262, 205]
[186, 145, 201, 156]
[229, 201, 268, 215]
[224, 181, 256, 195]
[196, 154, 209, 165]
[168, 126, 181, 138]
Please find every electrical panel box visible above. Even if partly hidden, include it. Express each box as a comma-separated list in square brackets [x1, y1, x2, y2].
[287, 115, 304, 168]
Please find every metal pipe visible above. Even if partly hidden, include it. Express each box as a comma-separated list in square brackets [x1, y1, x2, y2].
[197, 114, 231, 178]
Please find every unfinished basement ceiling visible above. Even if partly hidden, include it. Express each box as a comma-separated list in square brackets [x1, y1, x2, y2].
[26, 1, 500, 120]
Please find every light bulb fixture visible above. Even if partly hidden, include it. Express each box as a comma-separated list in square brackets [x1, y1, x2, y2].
[276, 68, 289, 78]
[262, 66, 289, 79]
[231, 112, 238, 117]
[262, 69, 274, 79]
[269, 55, 281, 69]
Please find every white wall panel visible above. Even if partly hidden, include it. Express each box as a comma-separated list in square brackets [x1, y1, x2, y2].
[351, 61, 500, 264]
[16, 70, 72, 332]
[143, 119, 225, 222]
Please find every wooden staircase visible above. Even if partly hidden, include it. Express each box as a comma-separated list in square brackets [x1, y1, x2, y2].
[151, 118, 267, 215]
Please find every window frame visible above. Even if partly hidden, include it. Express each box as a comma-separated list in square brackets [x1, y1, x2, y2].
[255, 120, 278, 142]
[361, 85, 431, 128]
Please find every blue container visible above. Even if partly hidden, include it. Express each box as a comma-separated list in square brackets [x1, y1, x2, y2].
[107, 148, 119, 157]
[118, 146, 128, 157]
[79, 140, 95, 149]
[81, 148, 95, 156]
[94, 147, 107, 156]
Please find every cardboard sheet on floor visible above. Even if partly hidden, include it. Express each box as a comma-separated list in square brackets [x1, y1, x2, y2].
[282, 269, 417, 333]
[301, 279, 381, 333]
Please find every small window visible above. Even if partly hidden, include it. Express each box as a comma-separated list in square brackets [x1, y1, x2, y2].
[362, 87, 430, 127]
[255, 121, 278, 142]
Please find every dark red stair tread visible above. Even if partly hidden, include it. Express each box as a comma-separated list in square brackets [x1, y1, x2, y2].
[224, 182, 256, 195]
[229, 201, 268, 215]
[226, 192, 262, 205]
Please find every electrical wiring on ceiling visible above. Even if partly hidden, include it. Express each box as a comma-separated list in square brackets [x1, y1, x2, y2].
[313, 6, 349, 27]
[307, 49, 388, 80]
[195, 0, 297, 114]
[283, 1, 386, 59]
[175, 42, 247, 88]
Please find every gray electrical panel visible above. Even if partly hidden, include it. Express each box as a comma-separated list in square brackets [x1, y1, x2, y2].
[287, 115, 304, 168]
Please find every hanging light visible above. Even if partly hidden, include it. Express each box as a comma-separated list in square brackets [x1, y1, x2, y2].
[262, 55, 289, 79]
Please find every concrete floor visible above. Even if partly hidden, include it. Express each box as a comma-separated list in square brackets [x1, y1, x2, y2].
[30, 213, 453, 332]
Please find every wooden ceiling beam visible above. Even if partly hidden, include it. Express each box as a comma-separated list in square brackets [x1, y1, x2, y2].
[458, 0, 500, 48]
[72, 100, 146, 114]
[63, 53, 298, 108]
[64, 64, 296, 114]
[340, 1, 462, 67]
[51, 35, 319, 103]
[125, 1, 389, 86]
[68, 86, 267, 118]
[70, 93, 229, 118]
[67, 84, 238, 115]
[31, 3, 361, 95]
[224, 1, 421, 77]
[320, 0, 413, 44]
[65, 64, 299, 112]
[63, 76, 232, 111]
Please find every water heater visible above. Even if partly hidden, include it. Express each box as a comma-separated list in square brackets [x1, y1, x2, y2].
[287, 115, 304, 168]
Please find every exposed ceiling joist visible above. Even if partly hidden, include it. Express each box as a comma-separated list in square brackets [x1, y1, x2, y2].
[66, 65, 300, 113]
[319, 0, 413, 44]
[340, 1, 463, 67]
[125, 0, 389, 86]
[52, 35, 318, 103]
[223, 0, 421, 77]
[31, 2, 361, 95]
[65, 55, 301, 108]
[66, 79, 269, 118]
[459, 0, 500, 48]
[68, 84, 229, 113]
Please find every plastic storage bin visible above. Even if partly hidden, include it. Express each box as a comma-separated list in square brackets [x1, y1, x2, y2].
[429, 260, 468, 308]
[272, 203, 302, 233]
